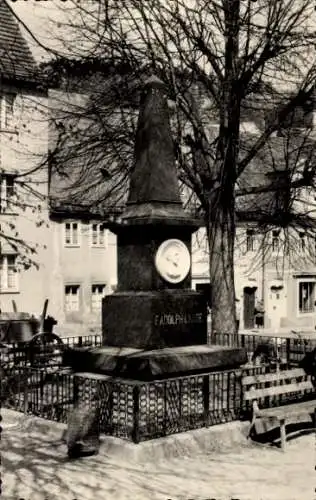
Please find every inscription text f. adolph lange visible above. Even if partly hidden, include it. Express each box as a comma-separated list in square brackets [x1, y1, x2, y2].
[154, 312, 203, 326]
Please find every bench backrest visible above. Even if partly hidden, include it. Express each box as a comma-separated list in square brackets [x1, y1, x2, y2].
[242, 368, 314, 404]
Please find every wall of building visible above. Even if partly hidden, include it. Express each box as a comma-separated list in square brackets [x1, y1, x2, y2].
[49, 221, 117, 328]
[191, 225, 316, 332]
[0, 86, 53, 317]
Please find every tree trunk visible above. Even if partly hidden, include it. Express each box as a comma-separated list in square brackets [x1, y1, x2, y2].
[207, 0, 240, 347]
[208, 174, 237, 346]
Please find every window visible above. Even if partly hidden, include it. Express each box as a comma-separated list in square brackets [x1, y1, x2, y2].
[246, 229, 255, 252]
[91, 223, 106, 247]
[298, 281, 315, 313]
[0, 255, 18, 291]
[64, 285, 80, 312]
[0, 174, 15, 212]
[0, 93, 15, 130]
[272, 230, 280, 253]
[91, 284, 106, 311]
[64, 222, 80, 246]
[299, 232, 306, 252]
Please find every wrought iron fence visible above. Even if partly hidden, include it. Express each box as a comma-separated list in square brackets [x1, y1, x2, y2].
[211, 332, 316, 364]
[1, 366, 75, 423]
[2, 358, 315, 443]
[73, 369, 245, 443]
[0, 334, 102, 370]
[60, 334, 102, 347]
[3, 365, 247, 441]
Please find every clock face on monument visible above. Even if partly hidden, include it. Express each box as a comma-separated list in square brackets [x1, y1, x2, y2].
[155, 239, 191, 284]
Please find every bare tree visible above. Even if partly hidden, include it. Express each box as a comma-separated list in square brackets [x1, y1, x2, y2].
[42, 0, 316, 342]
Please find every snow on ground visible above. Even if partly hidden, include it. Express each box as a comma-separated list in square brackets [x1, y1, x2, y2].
[1, 410, 315, 500]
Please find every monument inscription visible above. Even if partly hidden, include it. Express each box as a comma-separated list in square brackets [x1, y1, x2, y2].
[153, 312, 203, 326]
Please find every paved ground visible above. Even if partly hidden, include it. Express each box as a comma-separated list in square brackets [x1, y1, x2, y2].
[1, 410, 315, 500]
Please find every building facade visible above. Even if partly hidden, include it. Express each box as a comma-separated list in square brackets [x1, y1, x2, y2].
[2, 2, 316, 336]
[191, 208, 316, 333]
[0, 0, 52, 317]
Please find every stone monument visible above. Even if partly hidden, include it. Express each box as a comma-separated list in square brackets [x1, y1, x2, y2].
[65, 77, 246, 380]
[103, 76, 206, 349]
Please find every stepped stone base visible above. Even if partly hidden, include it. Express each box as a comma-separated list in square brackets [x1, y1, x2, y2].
[63, 344, 247, 381]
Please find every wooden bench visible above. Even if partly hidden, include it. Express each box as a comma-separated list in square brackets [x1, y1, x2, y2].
[242, 367, 316, 451]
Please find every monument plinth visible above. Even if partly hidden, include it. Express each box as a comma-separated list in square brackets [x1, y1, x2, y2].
[65, 77, 246, 380]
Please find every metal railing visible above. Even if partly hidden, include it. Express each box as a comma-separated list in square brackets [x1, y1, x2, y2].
[211, 332, 316, 364]
[60, 334, 102, 347]
[2, 330, 316, 444]
[1, 364, 267, 443]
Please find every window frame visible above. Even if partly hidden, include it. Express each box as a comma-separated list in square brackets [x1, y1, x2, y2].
[64, 284, 81, 312]
[271, 230, 280, 254]
[298, 232, 307, 253]
[90, 223, 107, 248]
[297, 279, 316, 315]
[0, 174, 15, 213]
[246, 229, 256, 253]
[0, 93, 15, 131]
[64, 221, 81, 247]
[91, 283, 106, 312]
[0, 254, 19, 292]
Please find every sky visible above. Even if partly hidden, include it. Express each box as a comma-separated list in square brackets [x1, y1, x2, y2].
[8, 0, 316, 94]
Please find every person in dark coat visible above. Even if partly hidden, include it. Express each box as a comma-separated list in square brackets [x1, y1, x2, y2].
[299, 347, 316, 387]
[252, 340, 280, 364]
[65, 403, 100, 459]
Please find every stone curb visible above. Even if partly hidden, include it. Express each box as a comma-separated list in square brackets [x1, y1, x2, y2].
[1, 408, 251, 462]
[1, 408, 66, 434]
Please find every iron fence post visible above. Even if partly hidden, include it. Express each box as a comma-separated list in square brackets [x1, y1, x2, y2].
[286, 338, 291, 365]
[73, 375, 79, 404]
[23, 368, 29, 415]
[40, 370, 44, 414]
[132, 385, 140, 444]
[203, 374, 210, 426]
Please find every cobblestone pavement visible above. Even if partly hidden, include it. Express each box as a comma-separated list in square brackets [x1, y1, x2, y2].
[1, 417, 315, 500]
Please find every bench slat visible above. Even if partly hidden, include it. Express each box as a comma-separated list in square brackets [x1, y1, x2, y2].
[242, 368, 307, 386]
[244, 380, 313, 401]
[257, 400, 316, 419]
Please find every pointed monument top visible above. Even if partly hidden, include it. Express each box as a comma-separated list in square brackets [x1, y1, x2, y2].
[143, 75, 165, 88]
[122, 76, 199, 228]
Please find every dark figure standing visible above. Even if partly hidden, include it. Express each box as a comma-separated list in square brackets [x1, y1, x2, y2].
[254, 300, 264, 329]
[66, 403, 100, 459]
[235, 298, 241, 332]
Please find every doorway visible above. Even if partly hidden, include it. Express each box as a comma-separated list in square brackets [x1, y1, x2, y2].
[268, 286, 284, 330]
[243, 287, 257, 329]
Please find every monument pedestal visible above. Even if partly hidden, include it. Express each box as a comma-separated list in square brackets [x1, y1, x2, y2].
[64, 344, 247, 381]
[102, 289, 207, 349]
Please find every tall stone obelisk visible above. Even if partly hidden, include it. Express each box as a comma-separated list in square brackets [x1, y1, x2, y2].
[102, 76, 207, 348]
